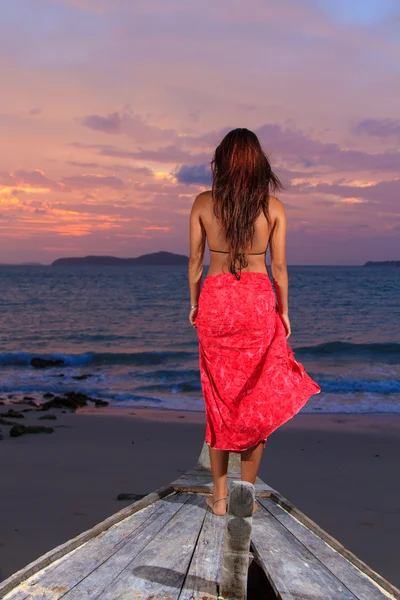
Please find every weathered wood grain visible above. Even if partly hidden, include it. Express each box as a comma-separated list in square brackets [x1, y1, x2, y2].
[0, 484, 175, 599]
[258, 497, 394, 600]
[3, 493, 189, 600]
[91, 493, 206, 599]
[266, 491, 400, 600]
[2, 437, 399, 600]
[178, 507, 226, 599]
[251, 501, 359, 600]
[220, 481, 255, 600]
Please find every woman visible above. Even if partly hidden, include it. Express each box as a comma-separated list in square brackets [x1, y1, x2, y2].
[188, 128, 321, 516]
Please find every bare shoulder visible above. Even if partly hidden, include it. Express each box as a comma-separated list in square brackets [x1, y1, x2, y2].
[268, 195, 286, 220]
[194, 190, 212, 203]
[269, 195, 285, 213]
[191, 190, 212, 215]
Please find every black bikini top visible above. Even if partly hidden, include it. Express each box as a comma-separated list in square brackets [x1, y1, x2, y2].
[209, 246, 268, 280]
[209, 248, 267, 255]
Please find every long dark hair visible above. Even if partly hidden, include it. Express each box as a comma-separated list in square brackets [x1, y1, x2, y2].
[211, 128, 284, 279]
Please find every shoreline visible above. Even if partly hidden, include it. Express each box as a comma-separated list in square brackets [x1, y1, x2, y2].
[75, 403, 400, 429]
[1, 402, 399, 588]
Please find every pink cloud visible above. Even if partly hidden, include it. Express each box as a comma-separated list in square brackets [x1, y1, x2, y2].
[0, 170, 66, 191]
[79, 110, 177, 143]
[60, 174, 128, 190]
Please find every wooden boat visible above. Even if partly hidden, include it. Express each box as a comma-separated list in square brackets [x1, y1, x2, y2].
[0, 442, 399, 600]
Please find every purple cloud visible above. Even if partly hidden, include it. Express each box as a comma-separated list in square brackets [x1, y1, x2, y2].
[66, 161, 99, 168]
[61, 174, 128, 190]
[353, 118, 400, 138]
[81, 112, 122, 134]
[174, 164, 211, 185]
[69, 142, 211, 165]
[80, 111, 177, 143]
[71, 119, 400, 175]
[255, 124, 400, 173]
[299, 178, 400, 211]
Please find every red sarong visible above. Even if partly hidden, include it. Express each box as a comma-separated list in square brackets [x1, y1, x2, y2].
[196, 271, 321, 452]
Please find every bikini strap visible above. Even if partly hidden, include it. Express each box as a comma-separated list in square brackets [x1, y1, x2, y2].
[209, 248, 267, 254]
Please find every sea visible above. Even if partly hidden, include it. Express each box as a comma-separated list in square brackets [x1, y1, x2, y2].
[0, 264, 399, 414]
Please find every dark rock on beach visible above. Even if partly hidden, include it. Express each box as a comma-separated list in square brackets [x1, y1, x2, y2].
[14, 398, 39, 407]
[9, 424, 54, 437]
[0, 409, 25, 419]
[39, 392, 109, 411]
[94, 399, 109, 407]
[40, 394, 87, 411]
[0, 417, 16, 426]
[43, 392, 55, 399]
[38, 415, 57, 420]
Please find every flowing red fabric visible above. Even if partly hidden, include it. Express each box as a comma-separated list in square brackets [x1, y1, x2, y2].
[196, 271, 321, 453]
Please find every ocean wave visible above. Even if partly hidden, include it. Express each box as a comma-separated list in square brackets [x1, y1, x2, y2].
[0, 350, 196, 368]
[1, 342, 399, 369]
[295, 341, 400, 359]
[319, 378, 400, 394]
[128, 377, 400, 396]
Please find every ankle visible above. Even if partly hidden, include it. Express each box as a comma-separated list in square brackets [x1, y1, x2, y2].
[213, 486, 228, 499]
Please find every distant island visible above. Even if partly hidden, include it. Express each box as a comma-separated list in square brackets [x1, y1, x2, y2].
[51, 251, 189, 267]
[364, 261, 399, 267]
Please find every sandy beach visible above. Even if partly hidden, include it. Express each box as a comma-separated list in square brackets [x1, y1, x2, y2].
[1, 401, 399, 589]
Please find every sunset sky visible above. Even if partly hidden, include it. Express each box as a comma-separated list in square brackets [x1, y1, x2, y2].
[1, 0, 399, 265]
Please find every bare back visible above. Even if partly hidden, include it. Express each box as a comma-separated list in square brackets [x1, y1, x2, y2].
[196, 190, 283, 277]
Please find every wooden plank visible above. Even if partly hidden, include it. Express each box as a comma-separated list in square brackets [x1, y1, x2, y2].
[3, 492, 189, 600]
[251, 501, 359, 600]
[258, 497, 394, 600]
[220, 481, 255, 600]
[267, 491, 400, 600]
[178, 506, 226, 599]
[0, 484, 175, 599]
[93, 493, 206, 599]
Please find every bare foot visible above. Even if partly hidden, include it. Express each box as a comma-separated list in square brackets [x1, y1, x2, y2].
[206, 494, 228, 516]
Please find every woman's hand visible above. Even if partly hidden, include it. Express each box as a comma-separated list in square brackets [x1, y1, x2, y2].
[279, 312, 291, 338]
[189, 306, 198, 328]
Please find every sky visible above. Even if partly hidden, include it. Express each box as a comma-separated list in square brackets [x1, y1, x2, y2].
[0, 0, 399, 265]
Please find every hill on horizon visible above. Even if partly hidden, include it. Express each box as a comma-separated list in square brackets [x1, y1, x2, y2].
[51, 251, 189, 267]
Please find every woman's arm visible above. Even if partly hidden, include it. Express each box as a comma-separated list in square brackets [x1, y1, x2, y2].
[269, 198, 289, 316]
[188, 193, 206, 306]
